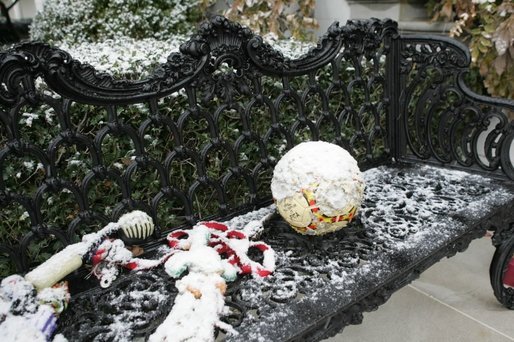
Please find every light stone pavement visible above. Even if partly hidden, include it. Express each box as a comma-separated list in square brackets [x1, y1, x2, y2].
[325, 237, 514, 342]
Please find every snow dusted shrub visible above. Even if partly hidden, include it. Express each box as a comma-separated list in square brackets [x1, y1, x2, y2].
[58, 37, 187, 79]
[30, 0, 214, 44]
[54, 36, 314, 80]
[427, 0, 513, 100]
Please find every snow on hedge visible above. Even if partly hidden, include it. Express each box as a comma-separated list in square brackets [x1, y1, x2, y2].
[58, 37, 187, 79]
[30, 0, 208, 44]
[57, 36, 314, 79]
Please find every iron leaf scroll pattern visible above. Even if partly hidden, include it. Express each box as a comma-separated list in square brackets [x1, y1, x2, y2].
[0, 16, 396, 275]
[0, 43, 206, 106]
[399, 36, 514, 180]
[246, 17, 398, 76]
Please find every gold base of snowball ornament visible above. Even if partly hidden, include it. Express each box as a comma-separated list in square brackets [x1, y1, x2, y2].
[271, 141, 365, 235]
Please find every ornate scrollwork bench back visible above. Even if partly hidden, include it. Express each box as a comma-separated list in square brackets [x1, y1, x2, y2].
[1, 15, 513, 280]
[395, 34, 514, 180]
[0, 16, 397, 275]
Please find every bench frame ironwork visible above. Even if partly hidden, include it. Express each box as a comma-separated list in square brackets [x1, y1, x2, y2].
[1, 15, 513, 341]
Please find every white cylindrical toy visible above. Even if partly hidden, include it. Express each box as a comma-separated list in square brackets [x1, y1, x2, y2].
[24, 244, 84, 291]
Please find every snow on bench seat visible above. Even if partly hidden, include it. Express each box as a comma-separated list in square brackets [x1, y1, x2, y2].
[56, 163, 514, 341]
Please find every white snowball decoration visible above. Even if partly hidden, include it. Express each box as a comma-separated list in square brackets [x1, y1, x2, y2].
[271, 141, 365, 235]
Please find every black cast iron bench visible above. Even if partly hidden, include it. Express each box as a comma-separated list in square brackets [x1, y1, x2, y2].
[1, 16, 513, 341]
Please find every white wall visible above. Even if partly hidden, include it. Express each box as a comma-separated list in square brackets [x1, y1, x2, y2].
[315, 0, 449, 35]
[315, 0, 350, 37]
[8, 0, 40, 20]
[346, 0, 400, 20]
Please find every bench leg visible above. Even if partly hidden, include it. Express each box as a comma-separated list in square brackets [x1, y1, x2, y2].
[490, 227, 514, 309]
